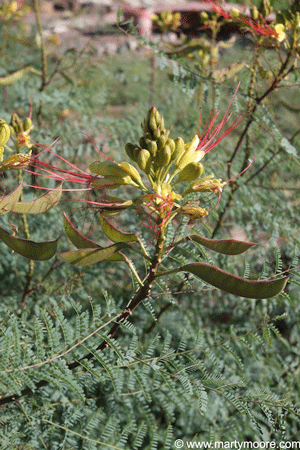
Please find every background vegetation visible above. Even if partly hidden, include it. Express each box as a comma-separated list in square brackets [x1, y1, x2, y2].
[0, 0, 300, 448]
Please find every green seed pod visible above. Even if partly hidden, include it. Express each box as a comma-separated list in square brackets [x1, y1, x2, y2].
[0, 120, 11, 147]
[137, 149, 152, 174]
[89, 160, 128, 177]
[0, 67, 30, 86]
[173, 137, 185, 164]
[23, 117, 33, 132]
[175, 162, 204, 184]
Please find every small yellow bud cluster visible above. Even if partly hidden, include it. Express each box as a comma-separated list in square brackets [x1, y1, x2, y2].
[152, 10, 181, 34]
[124, 107, 207, 194]
[10, 113, 34, 150]
[0, 114, 33, 172]
[0, 0, 30, 22]
[90, 107, 226, 223]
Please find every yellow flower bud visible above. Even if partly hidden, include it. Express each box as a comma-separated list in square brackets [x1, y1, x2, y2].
[23, 117, 33, 132]
[176, 145, 204, 171]
[165, 138, 175, 155]
[125, 143, 139, 161]
[172, 136, 185, 163]
[137, 149, 152, 174]
[119, 161, 145, 187]
[156, 144, 172, 169]
[200, 12, 208, 21]
[147, 140, 157, 157]
[157, 135, 167, 151]
[175, 162, 204, 184]
[0, 119, 10, 147]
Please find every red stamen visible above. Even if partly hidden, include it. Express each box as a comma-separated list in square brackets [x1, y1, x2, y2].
[209, 0, 278, 39]
[196, 85, 245, 154]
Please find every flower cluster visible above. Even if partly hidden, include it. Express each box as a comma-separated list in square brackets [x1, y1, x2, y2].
[208, 0, 286, 42]
[0, 0, 30, 23]
[87, 105, 240, 224]
[151, 10, 181, 34]
[15, 101, 243, 226]
[0, 114, 33, 172]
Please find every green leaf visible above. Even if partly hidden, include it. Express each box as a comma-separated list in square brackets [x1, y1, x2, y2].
[100, 216, 138, 243]
[280, 137, 297, 157]
[190, 234, 255, 255]
[63, 213, 124, 261]
[8, 184, 62, 214]
[180, 263, 288, 299]
[0, 183, 22, 214]
[212, 62, 246, 83]
[60, 242, 128, 266]
[0, 226, 58, 260]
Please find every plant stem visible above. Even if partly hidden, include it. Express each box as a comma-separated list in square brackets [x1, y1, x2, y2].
[17, 166, 34, 303]
[33, 0, 48, 121]
[213, 47, 295, 237]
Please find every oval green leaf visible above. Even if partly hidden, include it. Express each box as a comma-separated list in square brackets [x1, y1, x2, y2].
[100, 216, 138, 243]
[60, 242, 128, 266]
[0, 226, 58, 260]
[9, 184, 62, 214]
[181, 262, 288, 299]
[0, 183, 22, 214]
[190, 234, 256, 255]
